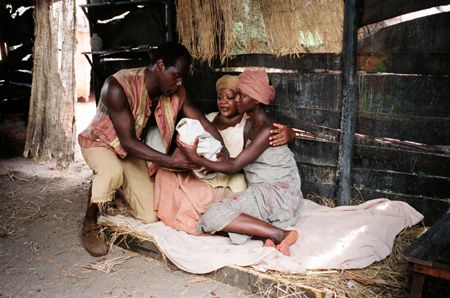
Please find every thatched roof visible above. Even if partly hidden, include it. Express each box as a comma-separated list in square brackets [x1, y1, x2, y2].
[176, 0, 344, 63]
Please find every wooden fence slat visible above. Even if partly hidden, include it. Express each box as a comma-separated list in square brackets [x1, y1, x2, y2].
[292, 139, 450, 177]
[298, 163, 336, 185]
[187, 71, 342, 111]
[296, 163, 450, 202]
[359, 12, 450, 54]
[357, 53, 450, 75]
[353, 145, 450, 177]
[92, 5, 166, 49]
[270, 106, 341, 130]
[355, 187, 449, 224]
[357, 113, 450, 145]
[352, 168, 450, 198]
[359, 0, 450, 27]
[207, 53, 341, 71]
[270, 73, 341, 110]
[359, 74, 450, 118]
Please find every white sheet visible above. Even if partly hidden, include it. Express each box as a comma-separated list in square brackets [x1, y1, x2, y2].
[100, 198, 423, 274]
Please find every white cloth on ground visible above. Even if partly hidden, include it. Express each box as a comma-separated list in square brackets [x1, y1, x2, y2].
[100, 198, 423, 274]
[175, 118, 223, 179]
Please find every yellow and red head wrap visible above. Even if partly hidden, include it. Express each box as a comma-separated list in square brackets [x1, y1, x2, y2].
[216, 75, 239, 93]
[237, 69, 275, 105]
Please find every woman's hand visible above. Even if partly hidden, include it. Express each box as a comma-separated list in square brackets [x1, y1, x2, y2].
[176, 135, 201, 162]
[269, 123, 295, 146]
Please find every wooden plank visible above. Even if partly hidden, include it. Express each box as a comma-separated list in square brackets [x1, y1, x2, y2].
[404, 213, 450, 271]
[352, 168, 450, 198]
[357, 53, 450, 75]
[92, 4, 166, 49]
[298, 163, 336, 185]
[357, 113, 450, 145]
[291, 139, 450, 177]
[187, 71, 342, 111]
[359, 12, 450, 53]
[189, 99, 218, 115]
[354, 133, 450, 155]
[337, 0, 359, 205]
[358, 73, 450, 118]
[206, 266, 336, 298]
[207, 53, 341, 71]
[269, 106, 341, 130]
[360, 0, 450, 27]
[411, 264, 450, 281]
[354, 187, 449, 224]
[290, 139, 338, 167]
[301, 180, 337, 199]
[353, 145, 450, 177]
[185, 71, 227, 102]
[270, 73, 341, 110]
[297, 163, 337, 198]
[409, 272, 425, 298]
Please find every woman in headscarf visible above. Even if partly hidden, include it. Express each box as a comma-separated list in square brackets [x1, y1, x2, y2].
[153, 74, 294, 235]
[177, 69, 304, 256]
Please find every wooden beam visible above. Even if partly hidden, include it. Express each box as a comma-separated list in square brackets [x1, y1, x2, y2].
[357, 53, 450, 75]
[209, 53, 342, 71]
[336, 0, 359, 206]
[359, 12, 450, 54]
[360, 0, 450, 27]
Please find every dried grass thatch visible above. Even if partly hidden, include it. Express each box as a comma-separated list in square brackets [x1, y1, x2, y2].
[176, 0, 344, 63]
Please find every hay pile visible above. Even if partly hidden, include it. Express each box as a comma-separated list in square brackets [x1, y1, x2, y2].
[103, 193, 425, 297]
[257, 224, 425, 298]
[176, 0, 344, 63]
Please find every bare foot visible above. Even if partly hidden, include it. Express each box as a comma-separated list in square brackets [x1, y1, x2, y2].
[264, 239, 276, 248]
[276, 230, 298, 256]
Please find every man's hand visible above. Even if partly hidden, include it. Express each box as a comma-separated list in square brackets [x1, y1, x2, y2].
[269, 123, 295, 146]
[170, 148, 199, 170]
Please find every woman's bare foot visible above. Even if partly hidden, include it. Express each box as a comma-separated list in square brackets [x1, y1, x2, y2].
[264, 239, 276, 248]
[276, 230, 298, 256]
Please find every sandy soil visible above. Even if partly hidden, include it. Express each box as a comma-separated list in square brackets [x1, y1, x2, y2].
[0, 100, 252, 298]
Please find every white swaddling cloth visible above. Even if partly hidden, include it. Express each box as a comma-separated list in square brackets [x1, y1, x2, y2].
[176, 118, 223, 179]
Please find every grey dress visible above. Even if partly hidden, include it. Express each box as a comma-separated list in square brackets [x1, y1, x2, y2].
[197, 143, 304, 244]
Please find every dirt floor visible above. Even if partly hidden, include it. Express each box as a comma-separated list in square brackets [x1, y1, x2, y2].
[0, 101, 251, 298]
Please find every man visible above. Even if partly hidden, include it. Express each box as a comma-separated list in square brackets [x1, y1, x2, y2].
[78, 42, 227, 257]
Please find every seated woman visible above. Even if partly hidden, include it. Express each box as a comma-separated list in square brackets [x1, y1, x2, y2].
[177, 70, 304, 256]
[154, 75, 294, 235]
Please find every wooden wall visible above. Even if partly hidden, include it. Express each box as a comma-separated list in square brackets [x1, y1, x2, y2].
[186, 1, 450, 224]
[83, 0, 450, 224]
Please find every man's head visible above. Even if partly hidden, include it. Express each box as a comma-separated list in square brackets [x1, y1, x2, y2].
[153, 42, 192, 96]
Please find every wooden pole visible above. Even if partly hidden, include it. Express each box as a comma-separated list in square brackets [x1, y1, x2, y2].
[24, 0, 76, 168]
[336, 0, 359, 205]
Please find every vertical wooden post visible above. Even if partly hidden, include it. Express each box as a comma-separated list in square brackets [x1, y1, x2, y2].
[336, 0, 359, 205]
[24, 0, 76, 168]
[164, 1, 174, 41]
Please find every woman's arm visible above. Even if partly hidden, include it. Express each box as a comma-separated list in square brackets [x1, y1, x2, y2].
[177, 125, 272, 174]
[269, 123, 295, 146]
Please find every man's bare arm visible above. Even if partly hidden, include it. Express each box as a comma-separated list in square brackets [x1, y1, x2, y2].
[102, 77, 195, 169]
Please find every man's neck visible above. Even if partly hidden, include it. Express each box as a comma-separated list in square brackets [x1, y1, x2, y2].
[144, 66, 161, 99]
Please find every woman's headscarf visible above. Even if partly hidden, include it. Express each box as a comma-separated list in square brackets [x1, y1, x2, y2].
[237, 69, 275, 105]
[216, 75, 239, 93]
